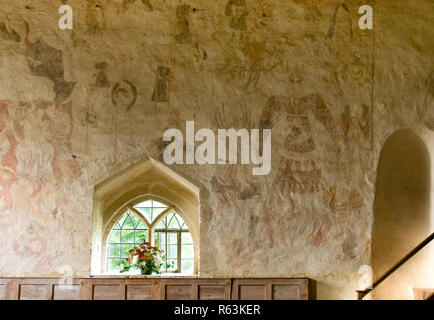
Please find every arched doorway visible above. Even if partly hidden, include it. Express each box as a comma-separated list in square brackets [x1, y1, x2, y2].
[371, 128, 434, 299]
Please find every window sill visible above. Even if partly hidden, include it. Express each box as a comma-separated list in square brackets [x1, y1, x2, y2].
[90, 273, 198, 278]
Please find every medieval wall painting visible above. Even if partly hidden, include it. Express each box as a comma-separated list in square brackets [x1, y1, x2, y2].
[340, 104, 372, 178]
[95, 62, 110, 88]
[0, 18, 20, 42]
[25, 39, 76, 103]
[109, 80, 138, 163]
[152, 66, 172, 107]
[175, 4, 193, 44]
[86, 0, 108, 34]
[225, 0, 248, 31]
[2, 0, 428, 296]
[271, 94, 339, 196]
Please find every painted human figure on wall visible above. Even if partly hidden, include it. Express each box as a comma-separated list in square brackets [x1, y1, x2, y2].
[271, 94, 339, 195]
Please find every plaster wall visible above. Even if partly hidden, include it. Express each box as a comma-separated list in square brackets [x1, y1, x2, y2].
[0, 0, 432, 299]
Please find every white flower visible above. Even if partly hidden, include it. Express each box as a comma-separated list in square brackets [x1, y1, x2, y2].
[154, 255, 161, 265]
[131, 255, 138, 265]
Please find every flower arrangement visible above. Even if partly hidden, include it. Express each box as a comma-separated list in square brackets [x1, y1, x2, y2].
[117, 241, 172, 275]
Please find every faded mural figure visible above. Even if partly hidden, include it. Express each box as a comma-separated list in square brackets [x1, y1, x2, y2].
[0, 18, 21, 42]
[175, 4, 192, 44]
[10, 223, 56, 274]
[152, 66, 172, 104]
[250, 1, 274, 29]
[25, 39, 76, 103]
[326, 3, 353, 40]
[95, 62, 110, 88]
[322, 184, 365, 260]
[209, 103, 259, 216]
[272, 94, 339, 196]
[322, 185, 364, 216]
[225, 0, 248, 31]
[142, 0, 154, 12]
[110, 80, 138, 163]
[0, 100, 65, 226]
[23, 24, 80, 181]
[86, 0, 107, 34]
[340, 104, 372, 177]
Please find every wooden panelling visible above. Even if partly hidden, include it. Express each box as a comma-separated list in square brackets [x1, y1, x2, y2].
[126, 285, 152, 300]
[272, 285, 299, 300]
[0, 277, 314, 300]
[238, 285, 267, 300]
[19, 284, 48, 300]
[93, 284, 120, 300]
[199, 285, 226, 300]
[165, 285, 192, 300]
[231, 279, 312, 300]
[53, 285, 80, 300]
[0, 284, 5, 300]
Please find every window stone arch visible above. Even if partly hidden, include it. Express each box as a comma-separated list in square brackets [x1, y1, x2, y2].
[91, 157, 200, 274]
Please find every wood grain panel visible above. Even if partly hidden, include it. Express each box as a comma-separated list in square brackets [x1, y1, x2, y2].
[238, 285, 267, 300]
[272, 285, 299, 300]
[19, 284, 47, 300]
[0, 277, 314, 300]
[126, 285, 152, 300]
[199, 285, 226, 300]
[0, 284, 5, 300]
[53, 284, 79, 300]
[93, 284, 120, 300]
[165, 285, 192, 300]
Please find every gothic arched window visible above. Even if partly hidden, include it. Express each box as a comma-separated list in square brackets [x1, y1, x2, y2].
[106, 199, 194, 274]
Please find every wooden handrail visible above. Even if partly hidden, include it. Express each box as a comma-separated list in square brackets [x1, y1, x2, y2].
[357, 232, 434, 300]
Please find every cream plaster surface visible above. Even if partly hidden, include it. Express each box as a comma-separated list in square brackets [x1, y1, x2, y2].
[0, 0, 433, 299]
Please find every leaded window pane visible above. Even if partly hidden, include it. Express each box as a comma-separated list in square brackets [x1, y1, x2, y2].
[108, 230, 120, 243]
[106, 211, 149, 272]
[107, 202, 193, 274]
[133, 200, 168, 223]
[181, 260, 193, 274]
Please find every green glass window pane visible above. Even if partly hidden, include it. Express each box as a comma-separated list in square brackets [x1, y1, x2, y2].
[181, 244, 194, 259]
[136, 207, 152, 223]
[121, 229, 135, 243]
[136, 220, 147, 229]
[181, 232, 193, 244]
[168, 244, 177, 259]
[122, 214, 134, 228]
[108, 244, 121, 257]
[117, 214, 127, 227]
[168, 233, 178, 244]
[121, 244, 134, 257]
[108, 259, 121, 272]
[114, 222, 121, 229]
[156, 218, 167, 229]
[160, 232, 166, 249]
[108, 230, 120, 243]
[135, 230, 147, 242]
[177, 215, 185, 225]
[154, 233, 161, 248]
[129, 214, 142, 228]
[168, 214, 180, 229]
[167, 259, 177, 271]
[155, 232, 166, 252]
[153, 207, 166, 218]
[181, 260, 193, 274]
